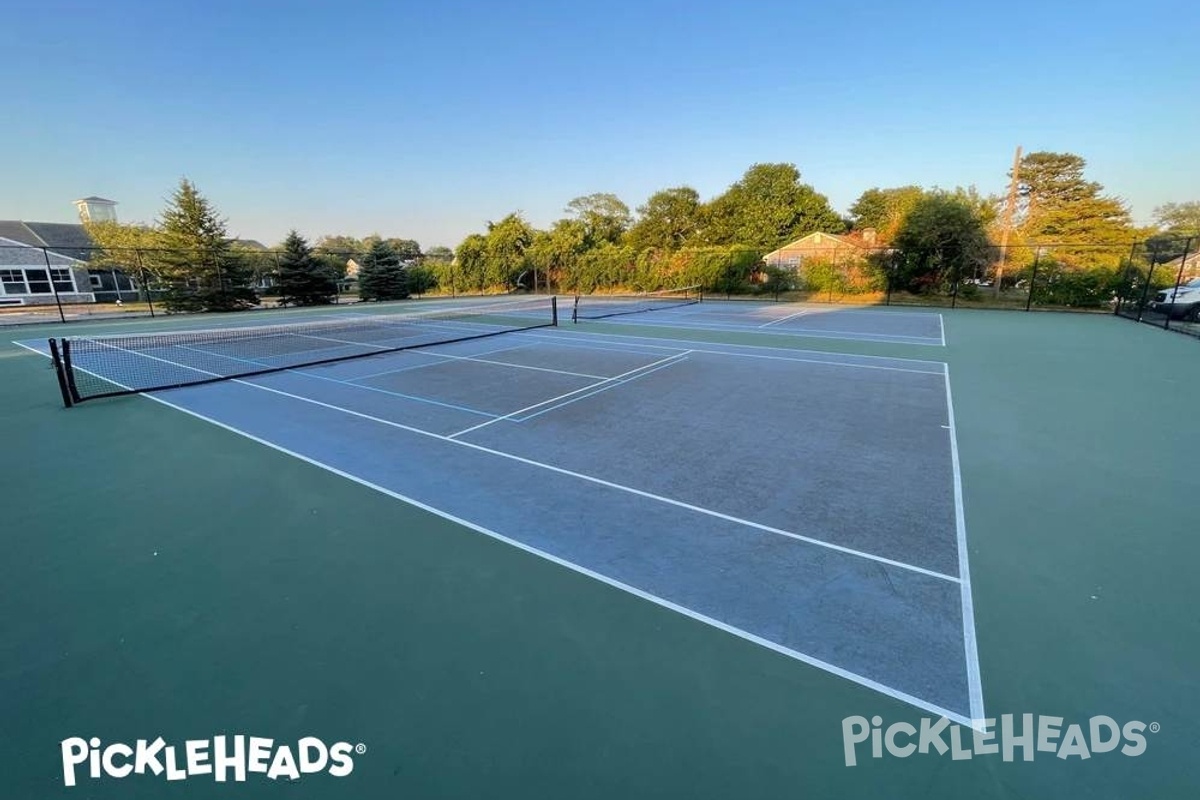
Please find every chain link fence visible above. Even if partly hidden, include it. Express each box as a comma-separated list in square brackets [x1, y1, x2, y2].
[4, 238, 1199, 340]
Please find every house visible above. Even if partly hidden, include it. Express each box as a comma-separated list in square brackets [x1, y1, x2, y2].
[1160, 246, 1200, 283]
[0, 236, 94, 306]
[0, 201, 140, 303]
[763, 229, 882, 267]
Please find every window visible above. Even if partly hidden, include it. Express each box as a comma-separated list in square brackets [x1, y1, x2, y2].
[0, 269, 27, 295]
[50, 268, 76, 293]
[25, 268, 51, 294]
[89, 274, 102, 288]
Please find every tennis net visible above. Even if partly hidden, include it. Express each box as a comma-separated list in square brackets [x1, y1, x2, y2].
[571, 285, 701, 322]
[50, 296, 557, 407]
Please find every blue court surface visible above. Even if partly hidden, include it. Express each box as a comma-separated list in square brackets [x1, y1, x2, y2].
[573, 299, 946, 346]
[21, 321, 981, 723]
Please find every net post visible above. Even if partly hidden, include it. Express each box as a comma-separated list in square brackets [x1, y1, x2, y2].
[48, 338, 74, 408]
[61, 339, 82, 405]
[551, 295, 558, 326]
[572, 295, 580, 324]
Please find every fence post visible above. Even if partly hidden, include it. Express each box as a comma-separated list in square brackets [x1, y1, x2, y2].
[1163, 236, 1194, 330]
[949, 259, 960, 309]
[1116, 242, 1139, 316]
[134, 248, 155, 317]
[1135, 256, 1158, 322]
[41, 247, 67, 323]
[1024, 249, 1042, 311]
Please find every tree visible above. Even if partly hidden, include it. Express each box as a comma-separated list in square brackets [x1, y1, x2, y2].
[424, 246, 454, 263]
[893, 191, 992, 294]
[625, 187, 703, 251]
[277, 230, 337, 306]
[315, 235, 366, 255]
[455, 233, 488, 293]
[565, 193, 632, 247]
[848, 186, 925, 241]
[385, 238, 422, 260]
[83, 220, 167, 298]
[157, 178, 257, 311]
[528, 219, 587, 291]
[483, 213, 534, 288]
[1153, 201, 1200, 233]
[1015, 152, 1132, 267]
[702, 163, 844, 249]
[357, 239, 409, 301]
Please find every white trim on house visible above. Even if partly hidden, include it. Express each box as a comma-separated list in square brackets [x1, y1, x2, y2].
[0, 236, 94, 302]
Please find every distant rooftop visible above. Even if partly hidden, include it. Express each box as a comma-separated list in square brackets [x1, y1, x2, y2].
[74, 196, 118, 204]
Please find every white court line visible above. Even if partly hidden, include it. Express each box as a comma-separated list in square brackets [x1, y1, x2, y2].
[18, 338, 976, 724]
[514, 330, 946, 376]
[447, 352, 691, 439]
[345, 343, 536, 382]
[49, 337, 957, 581]
[170, 343, 500, 419]
[221, 377, 959, 583]
[757, 309, 810, 328]
[513, 356, 689, 423]
[944, 363, 985, 725]
[592, 315, 944, 346]
[401, 348, 608, 380]
[538, 327, 949, 365]
[939, 313, 947, 346]
[128, 387, 979, 726]
[697, 302, 945, 319]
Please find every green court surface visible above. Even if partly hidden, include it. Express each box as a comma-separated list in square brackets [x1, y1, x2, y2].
[2, 305, 1197, 798]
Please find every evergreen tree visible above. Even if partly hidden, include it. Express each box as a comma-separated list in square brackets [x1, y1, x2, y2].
[158, 178, 257, 311]
[1015, 152, 1132, 268]
[358, 239, 409, 301]
[277, 230, 337, 306]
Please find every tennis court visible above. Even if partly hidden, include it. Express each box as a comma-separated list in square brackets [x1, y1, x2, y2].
[16, 302, 978, 722]
[4, 298, 1196, 799]
[572, 296, 946, 346]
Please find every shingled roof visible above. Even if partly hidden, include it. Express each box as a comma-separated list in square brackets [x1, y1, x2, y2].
[0, 220, 97, 261]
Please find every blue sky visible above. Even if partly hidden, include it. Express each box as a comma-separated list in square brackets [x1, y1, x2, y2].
[3, 0, 1196, 248]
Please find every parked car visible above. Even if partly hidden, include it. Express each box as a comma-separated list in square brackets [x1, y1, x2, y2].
[1151, 277, 1200, 320]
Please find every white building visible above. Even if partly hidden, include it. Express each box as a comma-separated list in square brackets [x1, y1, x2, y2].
[72, 196, 119, 224]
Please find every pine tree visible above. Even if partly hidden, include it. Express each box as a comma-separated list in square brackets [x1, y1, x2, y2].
[158, 178, 257, 311]
[277, 230, 336, 306]
[1015, 152, 1133, 268]
[357, 239, 410, 301]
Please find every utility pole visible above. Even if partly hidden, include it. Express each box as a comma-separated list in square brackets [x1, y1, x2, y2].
[995, 145, 1022, 297]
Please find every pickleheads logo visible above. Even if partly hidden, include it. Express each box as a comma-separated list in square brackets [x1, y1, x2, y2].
[60, 735, 363, 787]
[842, 714, 1158, 767]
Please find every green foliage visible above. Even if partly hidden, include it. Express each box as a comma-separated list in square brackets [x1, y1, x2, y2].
[1153, 201, 1200, 234]
[314, 234, 366, 253]
[483, 213, 534, 288]
[565, 193, 632, 247]
[893, 191, 992, 293]
[455, 233, 488, 292]
[759, 264, 795, 299]
[406, 265, 437, 296]
[277, 230, 337, 306]
[157, 178, 258, 311]
[424, 246, 454, 263]
[1028, 262, 1121, 308]
[625, 187, 702, 251]
[527, 220, 587, 291]
[794, 255, 888, 298]
[702, 163, 844, 250]
[358, 239, 410, 301]
[1016, 151, 1132, 268]
[848, 186, 924, 240]
[161, 285, 259, 313]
